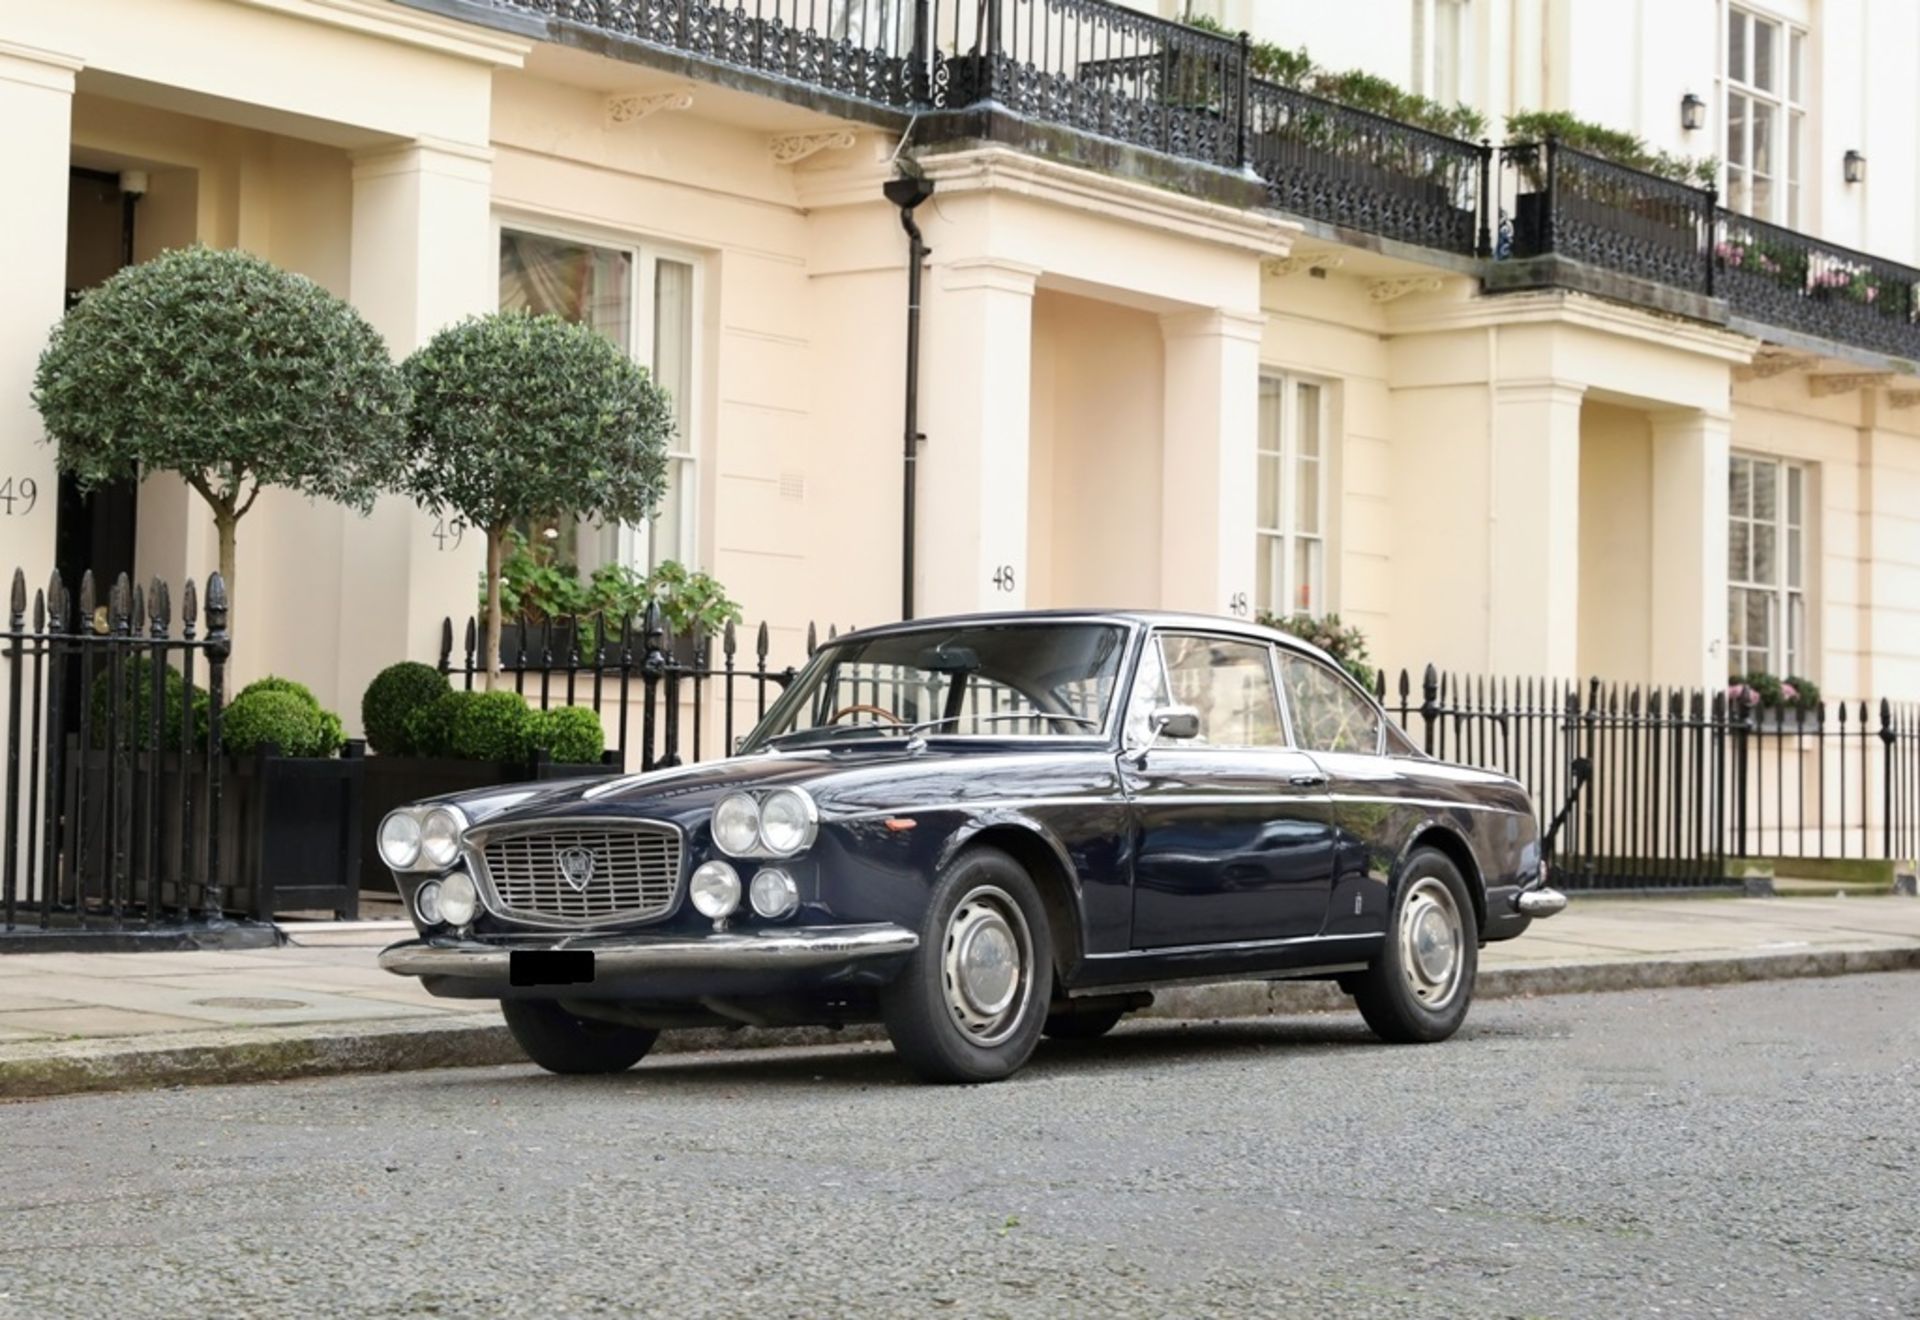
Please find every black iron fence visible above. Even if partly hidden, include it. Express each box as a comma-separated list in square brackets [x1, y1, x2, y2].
[1498, 140, 1717, 294]
[0, 569, 232, 937]
[1381, 664, 1920, 890]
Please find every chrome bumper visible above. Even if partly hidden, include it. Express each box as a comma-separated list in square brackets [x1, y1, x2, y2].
[379, 923, 920, 981]
[1514, 887, 1568, 918]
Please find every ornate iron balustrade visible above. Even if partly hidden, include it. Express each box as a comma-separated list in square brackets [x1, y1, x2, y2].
[1247, 78, 1489, 256]
[1716, 211, 1920, 357]
[1498, 140, 1716, 293]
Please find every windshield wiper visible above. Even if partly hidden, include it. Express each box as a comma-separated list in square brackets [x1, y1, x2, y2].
[901, 712, 1101, 735]
[764, 721, 907, 746]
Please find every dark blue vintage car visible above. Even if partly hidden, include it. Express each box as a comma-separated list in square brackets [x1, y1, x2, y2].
[378, 611, 1567, 1083]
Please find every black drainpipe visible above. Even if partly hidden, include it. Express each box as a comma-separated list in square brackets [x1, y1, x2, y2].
[882, 173, 934, 622]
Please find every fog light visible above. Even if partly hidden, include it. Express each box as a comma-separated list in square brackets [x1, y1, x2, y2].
[420, 807, 465, 869]
[439, 870, 479, 927]
[690, 860, 742, 919]
[379, 812, 422, 870]
[414, 880, 444, 926]
[749, 867, 799, 920]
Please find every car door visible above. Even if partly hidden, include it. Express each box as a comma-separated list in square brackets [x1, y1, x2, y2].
[1122, 631, 1335, 949]
[1272, 648, 1394, 938]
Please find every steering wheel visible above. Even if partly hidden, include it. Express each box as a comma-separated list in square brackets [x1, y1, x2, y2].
[827, 703, 905, 725]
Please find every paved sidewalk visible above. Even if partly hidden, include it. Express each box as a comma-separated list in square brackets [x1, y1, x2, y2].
[0, 894, 1915, 1098]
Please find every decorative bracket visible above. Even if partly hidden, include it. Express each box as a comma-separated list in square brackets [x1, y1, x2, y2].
[606, 89, 694, 127]
[1262, 253, 1344, 279]
[1366, 276, 1443, 303]
[1807, 371, 1894, 397]
[1888, 389, 1920, 409]
[1733, 350, 1815, 381]
[769, 129, 857, 166]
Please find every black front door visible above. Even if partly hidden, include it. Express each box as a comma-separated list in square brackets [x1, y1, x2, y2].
[1122, 632, 1333, 948]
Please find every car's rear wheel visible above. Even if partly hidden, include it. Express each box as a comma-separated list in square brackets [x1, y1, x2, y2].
[1352, 848, 1478, 1044]
[1043, 1006, 1126, 1040]
[881, 846, 1053, 1083]
[500, 998, 658, 1075]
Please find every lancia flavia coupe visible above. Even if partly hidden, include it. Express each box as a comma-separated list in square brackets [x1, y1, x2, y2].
[378, 611, 1567, 1084]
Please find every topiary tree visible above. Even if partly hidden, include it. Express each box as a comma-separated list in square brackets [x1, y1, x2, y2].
[528, 706, 605, 765]
[404, 690, 479, 760]
[362, 661, 452, 756]
[234, 675, 345, 757]
[403, 312, 673, 687]
[221, 688, 330, 759]
[32, 246, 409, 606]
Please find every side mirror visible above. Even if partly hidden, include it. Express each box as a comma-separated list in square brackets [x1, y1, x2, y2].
[1150, 706, 1201, 741]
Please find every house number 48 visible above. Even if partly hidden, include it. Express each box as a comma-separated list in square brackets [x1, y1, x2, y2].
[991, 564, 1016, 593]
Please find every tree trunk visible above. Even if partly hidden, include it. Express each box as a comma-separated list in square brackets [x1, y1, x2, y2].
[485, 523, 506, 692]
[214, 507, 238, 608]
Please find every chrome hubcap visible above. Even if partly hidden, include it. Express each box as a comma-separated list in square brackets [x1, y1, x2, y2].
[1399, 876, 1464, 1009]
[941, 885, 1033, 1046]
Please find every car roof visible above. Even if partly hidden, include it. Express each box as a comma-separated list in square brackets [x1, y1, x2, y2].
[831, 609, 1344, 666]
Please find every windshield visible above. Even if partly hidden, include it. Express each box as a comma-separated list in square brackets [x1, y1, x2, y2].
[743, 622, 1130, 750]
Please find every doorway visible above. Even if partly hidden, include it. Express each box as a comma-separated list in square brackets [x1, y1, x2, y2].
[58, 167, 140, 611]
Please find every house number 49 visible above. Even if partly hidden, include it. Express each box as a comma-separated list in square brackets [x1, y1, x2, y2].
[433, 516, 465, 551]
[0, 478, 39, 516]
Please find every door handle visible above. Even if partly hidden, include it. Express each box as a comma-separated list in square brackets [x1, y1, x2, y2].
[1289, 772, 1329, 788]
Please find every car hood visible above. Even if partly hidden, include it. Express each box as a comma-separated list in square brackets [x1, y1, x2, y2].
[460, 743, 1106, 833]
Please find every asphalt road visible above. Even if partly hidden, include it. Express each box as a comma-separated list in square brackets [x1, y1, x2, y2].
[0, 974, 1915, 1320]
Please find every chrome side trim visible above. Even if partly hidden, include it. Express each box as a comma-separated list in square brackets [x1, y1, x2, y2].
[378, 923, 919, 980]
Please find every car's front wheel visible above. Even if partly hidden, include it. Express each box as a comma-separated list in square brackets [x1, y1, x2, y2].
[1352, 848, 1478, 1044]
[881, 846, 1053, 1083]
[500, 999, 658, 1075]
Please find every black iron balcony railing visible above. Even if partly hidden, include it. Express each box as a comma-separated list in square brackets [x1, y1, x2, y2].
[474, 0, 1920, 362]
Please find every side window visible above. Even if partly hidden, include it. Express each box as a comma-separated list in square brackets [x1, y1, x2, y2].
[1156, 635, 1285, 749]
[1277, 652, 1383, 755]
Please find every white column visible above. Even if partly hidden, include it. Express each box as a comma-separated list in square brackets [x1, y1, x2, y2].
[1159, 308, 1264, 616]
[339, 139, 493, 715]
[0, 43, 80, 595]
[1490, 382, 1583, 676]
[1649, 408, 1731, 692]
[915, 256, 1037, 616]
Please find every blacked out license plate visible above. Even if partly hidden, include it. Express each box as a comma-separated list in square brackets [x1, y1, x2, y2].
[510, 950, 595, 987]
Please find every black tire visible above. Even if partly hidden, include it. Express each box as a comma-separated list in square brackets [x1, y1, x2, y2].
[1043, 1007, 1126, 1040]
[500, 999, 658, 1075]
[881, 846, 1054, 1084]
[1353, 848, 1479, 1044]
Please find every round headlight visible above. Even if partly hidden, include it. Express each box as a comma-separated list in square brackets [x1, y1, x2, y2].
[712, 794, 761, 856]
[420, 807, 465, 869]
[414, 880, 444, 926]
[438, 870, 479, 927]
[690, 860, 742, 919]
[758, 789, 817, 856]
[749, 867, 799, 921]
[379, 811, 422, 870]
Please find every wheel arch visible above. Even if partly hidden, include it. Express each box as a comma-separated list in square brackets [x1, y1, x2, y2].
[940, 817, 1086, 982]
[1397, 823, 1486, 935]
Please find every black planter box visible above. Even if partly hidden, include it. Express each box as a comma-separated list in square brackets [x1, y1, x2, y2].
[359, 754, 621, 894]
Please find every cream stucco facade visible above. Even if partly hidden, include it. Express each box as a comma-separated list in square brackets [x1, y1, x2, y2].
[4, 0, 1920, 747]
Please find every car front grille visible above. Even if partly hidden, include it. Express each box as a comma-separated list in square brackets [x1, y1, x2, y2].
[476, 823, 682, 926]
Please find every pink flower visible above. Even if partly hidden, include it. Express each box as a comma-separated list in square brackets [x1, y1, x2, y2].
[1781, 682, 1798, 702]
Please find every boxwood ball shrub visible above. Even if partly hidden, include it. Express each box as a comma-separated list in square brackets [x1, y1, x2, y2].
[529, 706, 605, 765]
[88, 656, 205, 750]
[403, 691, 480, 760]
[448, 690, 535, 764]
[221, 688, 331, 759]
[362, 662, 451, 755]
[233, 675, 345, 757]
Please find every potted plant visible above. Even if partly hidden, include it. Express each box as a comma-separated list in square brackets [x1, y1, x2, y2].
[403, 311, 674, 689]
[33, 246, 408, 609]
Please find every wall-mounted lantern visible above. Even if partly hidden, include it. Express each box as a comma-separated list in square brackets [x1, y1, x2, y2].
[1843, 150, 1867, 185]
[1680, 93, 1706, 132]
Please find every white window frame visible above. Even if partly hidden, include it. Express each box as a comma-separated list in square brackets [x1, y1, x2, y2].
[1727, 452, 1808, 679]
[1257, 372, 1332, 620]
[1411, 0, 1470, 105]
[1720, 3, 1808, 228]
[494, 214, 706, 573]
